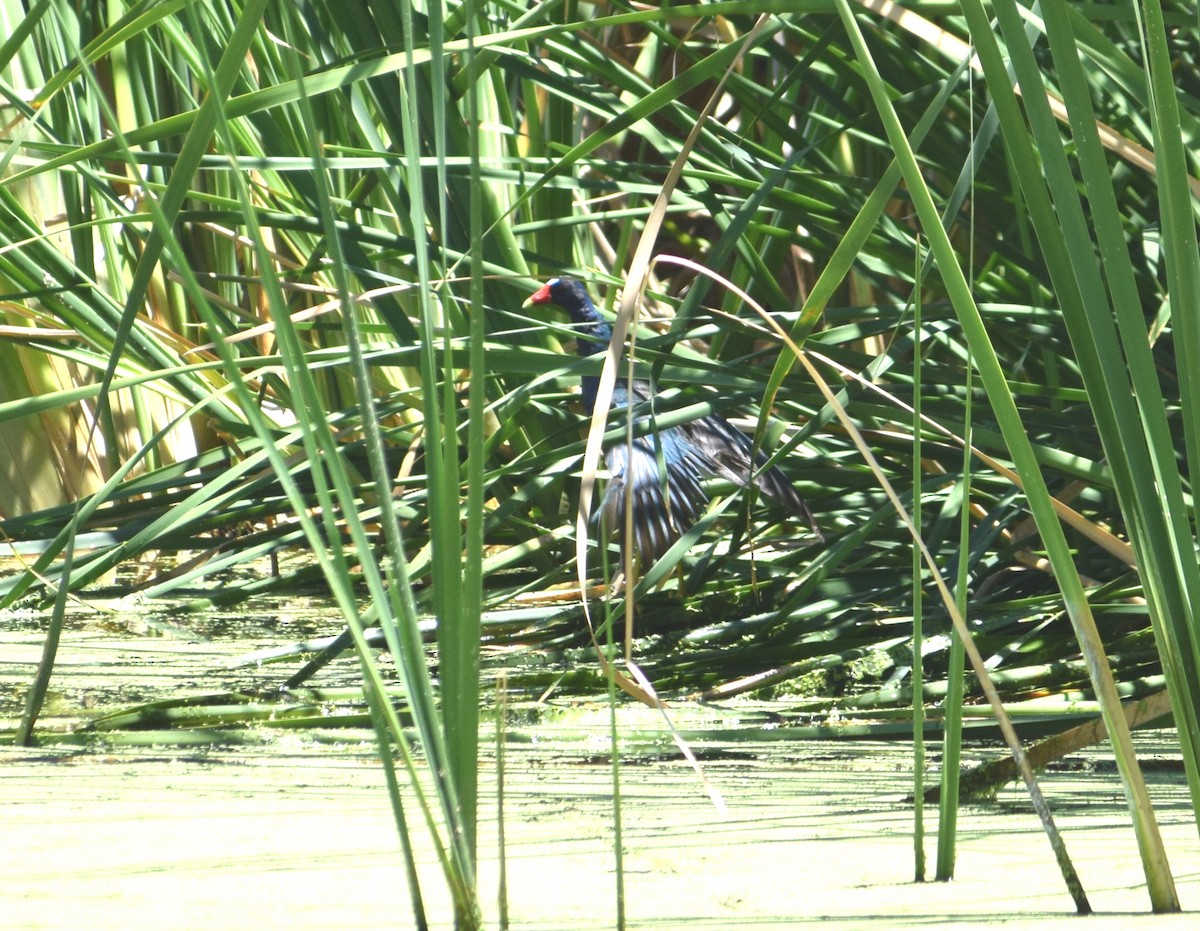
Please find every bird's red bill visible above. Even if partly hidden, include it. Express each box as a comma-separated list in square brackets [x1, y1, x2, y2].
[528, 283, 553, 305]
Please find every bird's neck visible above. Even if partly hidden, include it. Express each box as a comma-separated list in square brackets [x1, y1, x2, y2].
[564, 297, 612, 359]
[562, 293, 614, 414]
[574, 320, 613, 359]
[577, 326, 628, 415]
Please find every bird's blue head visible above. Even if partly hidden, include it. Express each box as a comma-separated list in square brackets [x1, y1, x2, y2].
[526, 277, 613, 357]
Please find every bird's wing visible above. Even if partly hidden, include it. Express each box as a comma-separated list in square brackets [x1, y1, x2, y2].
[679, 413, 822, 536]
[601, 381, 822, 554]
[601, 433, 708, 561]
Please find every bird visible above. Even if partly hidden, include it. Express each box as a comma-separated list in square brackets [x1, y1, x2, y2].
[526, 276, 821, 562]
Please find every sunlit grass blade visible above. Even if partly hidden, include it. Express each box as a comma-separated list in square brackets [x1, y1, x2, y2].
[850, 0, 1175, 911]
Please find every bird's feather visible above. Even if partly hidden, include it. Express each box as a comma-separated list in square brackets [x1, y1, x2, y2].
[529, 276, 821, 560]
